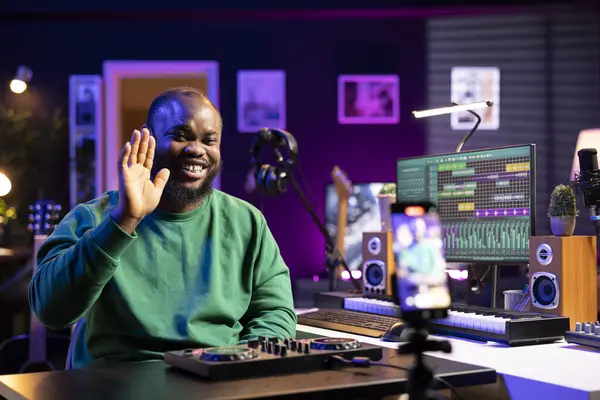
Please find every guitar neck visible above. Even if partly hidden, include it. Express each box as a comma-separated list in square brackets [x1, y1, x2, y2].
[335, 197, 348, 257]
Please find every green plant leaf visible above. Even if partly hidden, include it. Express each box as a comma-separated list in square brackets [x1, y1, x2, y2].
[547, 184, 578, 217]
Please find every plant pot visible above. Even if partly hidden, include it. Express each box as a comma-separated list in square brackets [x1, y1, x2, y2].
[550, 215, 576, 236]
[377, 194, 396, 231]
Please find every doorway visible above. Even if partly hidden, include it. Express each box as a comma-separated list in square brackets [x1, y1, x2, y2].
[103, 61, 220, 193]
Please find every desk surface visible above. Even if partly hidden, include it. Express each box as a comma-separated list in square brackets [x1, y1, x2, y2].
[0, 348, 495, 400]
[296, 317, 600, 400]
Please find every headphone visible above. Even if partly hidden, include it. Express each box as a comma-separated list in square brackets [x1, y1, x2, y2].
[249, 128, 298, 196]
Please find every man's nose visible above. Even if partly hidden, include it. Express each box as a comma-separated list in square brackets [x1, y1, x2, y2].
[184, 141, 206, 156]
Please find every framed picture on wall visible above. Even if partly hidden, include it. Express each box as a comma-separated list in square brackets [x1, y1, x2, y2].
[451, 66, 500, 130]
[237, 70, 286, 133]
[337, 75, 400, 124]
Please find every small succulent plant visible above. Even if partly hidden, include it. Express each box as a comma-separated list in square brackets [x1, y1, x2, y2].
[547, 184, 578, 217]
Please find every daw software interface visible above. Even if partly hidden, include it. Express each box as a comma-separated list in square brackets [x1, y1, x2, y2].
[396, 144, 535, 264]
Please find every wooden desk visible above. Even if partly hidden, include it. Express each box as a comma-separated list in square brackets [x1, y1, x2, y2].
[0, 348, 495, 400]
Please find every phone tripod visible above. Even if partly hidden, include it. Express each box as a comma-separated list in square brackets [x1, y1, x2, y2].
[397, 323, 452, 400]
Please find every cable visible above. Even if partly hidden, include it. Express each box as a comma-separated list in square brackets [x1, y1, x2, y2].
[294, 156, 323, 217]
[328, 355, 467, 400]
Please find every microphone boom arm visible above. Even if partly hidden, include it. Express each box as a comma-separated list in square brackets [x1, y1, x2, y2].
[273, 149, 362, 292]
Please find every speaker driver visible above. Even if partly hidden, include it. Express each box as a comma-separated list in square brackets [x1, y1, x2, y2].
[531, 272, 559, 309]
[364, 261, 385, 287]
[535, 243, 553, 266]
[367, 236, 382, 256]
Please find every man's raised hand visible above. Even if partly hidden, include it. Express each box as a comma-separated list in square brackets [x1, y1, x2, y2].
[111, 128, 170, 233]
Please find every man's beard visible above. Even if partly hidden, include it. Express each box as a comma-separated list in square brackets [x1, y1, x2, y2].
[153, 160, 222, 208]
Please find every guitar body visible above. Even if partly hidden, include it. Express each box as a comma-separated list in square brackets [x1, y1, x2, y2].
[0, 334, 71, 375]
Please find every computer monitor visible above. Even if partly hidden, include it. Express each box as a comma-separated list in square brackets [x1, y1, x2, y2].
[325, 182, 392, 270]
[396, 144, 536, 264]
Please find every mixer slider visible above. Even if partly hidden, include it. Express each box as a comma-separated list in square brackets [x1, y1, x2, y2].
[165, 337, 383, 380]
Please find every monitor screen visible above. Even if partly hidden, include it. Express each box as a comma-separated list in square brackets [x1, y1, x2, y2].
[396, 144, 536, 264]
[325, 182, 392, 270]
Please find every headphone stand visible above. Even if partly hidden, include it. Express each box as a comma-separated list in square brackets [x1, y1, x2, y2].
[285, 168, 362, 292]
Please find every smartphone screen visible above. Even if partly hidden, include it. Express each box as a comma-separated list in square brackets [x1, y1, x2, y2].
[390, 202, 451, 321]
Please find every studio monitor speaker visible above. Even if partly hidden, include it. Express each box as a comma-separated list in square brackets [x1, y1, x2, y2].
[362, 231, 395, 296]
[529, 236, 598, 330]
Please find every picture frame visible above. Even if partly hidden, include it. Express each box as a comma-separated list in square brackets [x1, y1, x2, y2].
[337, 75, 400, 125]
[237, 70, 286, 133]
[450, 66, 501, 130]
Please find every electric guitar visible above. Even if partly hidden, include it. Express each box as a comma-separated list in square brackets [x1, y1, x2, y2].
[0, 201, 71, 374]
[331, 166, 352, 278]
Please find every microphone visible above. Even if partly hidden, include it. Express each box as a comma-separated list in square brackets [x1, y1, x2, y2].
[576, 148, 600, 235]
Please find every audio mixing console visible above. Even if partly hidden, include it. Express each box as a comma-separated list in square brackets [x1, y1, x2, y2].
[164, 337, 383, 380]
[565, 322, 600, 351]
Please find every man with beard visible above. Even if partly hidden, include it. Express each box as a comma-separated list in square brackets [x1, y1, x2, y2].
[29, 87, 297, 368]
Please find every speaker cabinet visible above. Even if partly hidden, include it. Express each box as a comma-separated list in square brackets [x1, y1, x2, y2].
[529, 236, 598, 330]
[362, 231, 395, 296]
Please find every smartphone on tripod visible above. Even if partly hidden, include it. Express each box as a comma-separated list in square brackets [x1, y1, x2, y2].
[390, 202, 451, 325]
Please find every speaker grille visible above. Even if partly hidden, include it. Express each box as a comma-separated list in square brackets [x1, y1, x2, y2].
[364, 261, 384, 287]
[531, 272, 559, 309]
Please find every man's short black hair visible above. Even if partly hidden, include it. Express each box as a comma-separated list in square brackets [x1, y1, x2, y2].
[146, 87, 222, 135]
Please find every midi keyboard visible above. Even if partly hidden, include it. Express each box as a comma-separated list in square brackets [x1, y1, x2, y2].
[298, 297, 570, 346]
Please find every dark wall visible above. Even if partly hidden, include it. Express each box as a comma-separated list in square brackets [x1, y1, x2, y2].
[425, 9, 600, 237]
[0, 18, 427, 279]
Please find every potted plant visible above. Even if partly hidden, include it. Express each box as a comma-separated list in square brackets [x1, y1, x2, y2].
[547, 184, 578, 236]
[0, 198, 17, 245]
[377, 183, 396, 231]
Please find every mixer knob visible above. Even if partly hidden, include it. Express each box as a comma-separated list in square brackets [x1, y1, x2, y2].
[283, 338, 290, 347]
[274, 344, 281, 355]
[267, 342, 273, 353]
[297, 342, 303, 353]
[258, 335, 266, 342]
[585, 323, 592, 334]
[268, 337, 278, 344]
[304, 342, 310, 354]
[248, 339, 259, 348]
[595, 325, 600, 336]
[290, 340, 297, 351]
[576, 322, 582, 332]
[261, 341, 267, 352]
[280, 345, 288, 356]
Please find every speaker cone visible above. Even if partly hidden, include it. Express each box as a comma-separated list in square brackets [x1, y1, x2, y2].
[365, 262, 384, 286]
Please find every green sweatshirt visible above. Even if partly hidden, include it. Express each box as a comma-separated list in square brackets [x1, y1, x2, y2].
[28, 190, 297, 368]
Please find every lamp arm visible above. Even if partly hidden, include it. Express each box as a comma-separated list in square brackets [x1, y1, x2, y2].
[454, 102, 482, 153]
